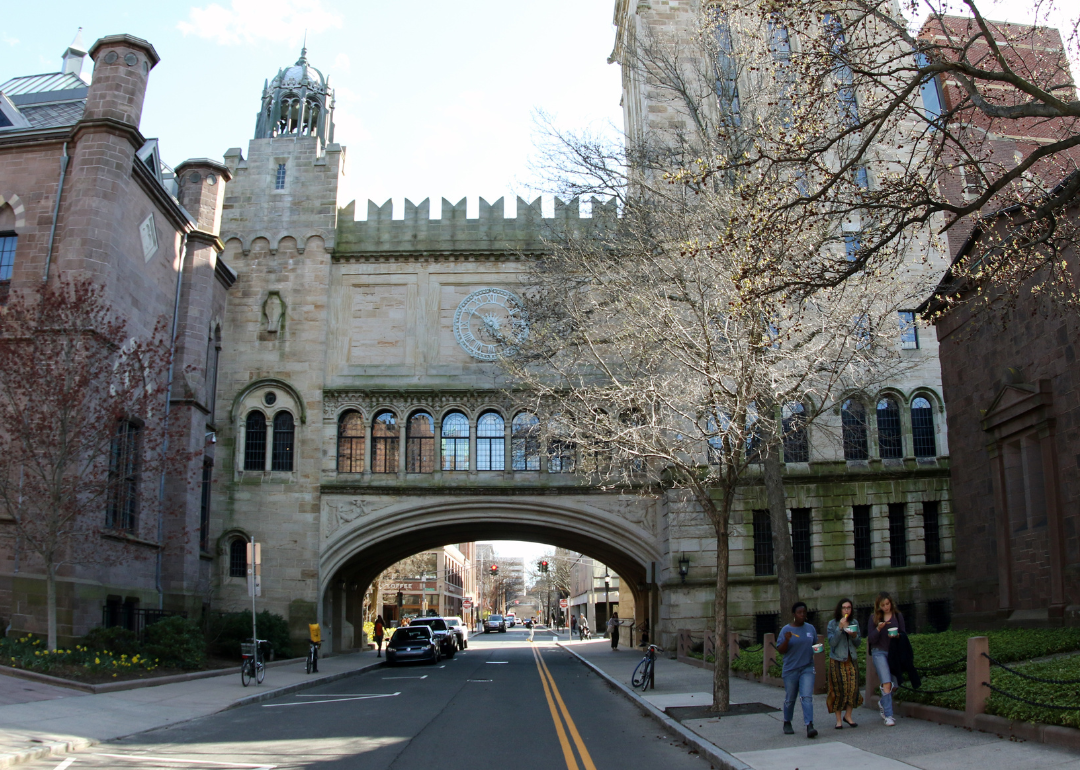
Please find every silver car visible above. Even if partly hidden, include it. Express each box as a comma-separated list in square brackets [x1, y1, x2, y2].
[444, 616, 469, 649]
[484, 614, 506, 633]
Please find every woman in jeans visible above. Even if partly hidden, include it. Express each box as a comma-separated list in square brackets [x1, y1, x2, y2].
[825, 598, 863, 728]
[776, 601, 819, 739]
[867, 592, 905, 726]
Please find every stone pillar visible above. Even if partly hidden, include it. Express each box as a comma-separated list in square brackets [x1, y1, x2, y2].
[965, 636, 990, 728]
[988, 449, 1014, 617]
[330, 581, 343, 653]
[763, 633, 777, 678]
[814, 634, 827, 694]
[1039, 427, 1067, 617]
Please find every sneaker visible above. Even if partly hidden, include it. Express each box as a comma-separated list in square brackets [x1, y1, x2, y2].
[806, 723, 818, 739]
[783, 722, 795, 735]
[884, 717, 896, 727]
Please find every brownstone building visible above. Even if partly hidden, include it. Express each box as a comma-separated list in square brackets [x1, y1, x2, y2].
[0, 32, 234, 641]
[920, 15, 1080, 627]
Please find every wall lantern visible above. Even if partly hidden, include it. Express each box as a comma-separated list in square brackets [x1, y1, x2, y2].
[678, 555, 690, 583]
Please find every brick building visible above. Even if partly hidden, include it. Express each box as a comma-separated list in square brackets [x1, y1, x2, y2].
[919, 16, 1080, 627]
[0, 32, 234, 642]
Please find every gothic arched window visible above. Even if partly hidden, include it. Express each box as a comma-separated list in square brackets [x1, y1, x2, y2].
[244, 411, 267, 471]
[372, 411, 398, 473]
[337, 411, 365, 473]
[477, 412, 505, 471]
[511, 412, 540, 471]
[406, 411, 435, 473]
[229, 538, 247, 578]
[876, 397, 903, 459]
[911, 397, 936, 458]
[841, 399, 869, 461]
[271, 412, 294, 471]
[106, 420, 140, 531]
[782, 402, 809, 462]
[547, 417, 575, 473]
[441, 412, 470, 471]
[0, 216, 17, 306]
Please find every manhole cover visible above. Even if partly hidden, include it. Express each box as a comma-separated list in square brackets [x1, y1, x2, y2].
[665, 702, 778, 722]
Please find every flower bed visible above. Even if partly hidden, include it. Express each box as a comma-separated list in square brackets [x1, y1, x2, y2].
[1, 635, 160, 683]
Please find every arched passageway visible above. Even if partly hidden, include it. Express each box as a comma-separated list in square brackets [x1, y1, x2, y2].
[317, 496, 664, 651]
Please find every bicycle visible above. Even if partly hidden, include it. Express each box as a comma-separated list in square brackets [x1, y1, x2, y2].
[305, 639, 320, 674]
[632, 644, 661, 691]
[241, 639, 268, 686]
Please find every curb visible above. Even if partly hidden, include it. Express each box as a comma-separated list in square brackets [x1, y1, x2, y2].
[226, 659, 386, 709]
[0, 736, 97, 769]
[558, 644, 752, 770]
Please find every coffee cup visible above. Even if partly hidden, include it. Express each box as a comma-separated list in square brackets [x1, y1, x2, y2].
[887, 626, 899, 637]
[812, 643, 824, 653]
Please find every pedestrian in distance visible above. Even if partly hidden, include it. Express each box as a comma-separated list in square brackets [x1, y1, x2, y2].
[571, 614, 578, 636]
[608, 611, 620, 650]
[868, 592, 905, 726]
[639, 617, 650, 649]
[580, 617, 590, 640]
[826, 598, 863, 729]
[776, 601, 819, 739]
[374, 615, 385, 658]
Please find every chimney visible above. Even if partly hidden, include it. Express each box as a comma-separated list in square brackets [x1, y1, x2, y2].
[62, 28, 88, 80]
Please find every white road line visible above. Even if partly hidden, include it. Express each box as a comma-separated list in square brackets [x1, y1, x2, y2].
[382, 675, 428, 679]
[53, 760, 76, 770]
[94, 754, 275, 768]
[263, 692, 400, 708]
[485, 661, 508, 664]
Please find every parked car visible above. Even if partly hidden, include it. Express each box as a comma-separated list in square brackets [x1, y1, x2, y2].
[506, 616, 516, 628]
[408, 617, 458, 656]
[385, 625, 440, 666]
[484, 614, 507, 633]
[443, 616, 469, 649]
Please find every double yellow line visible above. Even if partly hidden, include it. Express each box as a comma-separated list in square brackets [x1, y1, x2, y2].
[532, 646, 597, 770]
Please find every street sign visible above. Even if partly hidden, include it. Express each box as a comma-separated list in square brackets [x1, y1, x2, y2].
[514, 599, 520, 605]
[559, 598, 568, 609]
[462, 600, 473, 610]
[246, 541, 262, 598]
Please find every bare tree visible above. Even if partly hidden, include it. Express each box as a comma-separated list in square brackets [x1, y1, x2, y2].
[512, 12, 920, 710]
[0, 280, 177, 650]
[699, 1, 1080, 318]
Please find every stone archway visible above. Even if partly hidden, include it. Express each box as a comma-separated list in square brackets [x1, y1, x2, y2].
[317, 494, 666, 651]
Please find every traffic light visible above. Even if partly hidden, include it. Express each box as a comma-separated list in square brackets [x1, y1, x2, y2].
[490, 564, 499, 576]
[540, 560, 549, 573]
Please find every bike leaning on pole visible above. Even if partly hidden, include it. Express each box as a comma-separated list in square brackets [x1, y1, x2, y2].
[241, 638, 268, 686]
[632, 644, 661, 691]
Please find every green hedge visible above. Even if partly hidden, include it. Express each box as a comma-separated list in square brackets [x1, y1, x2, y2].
[205, 610, 293, 659]
[143, 616, 206, 670]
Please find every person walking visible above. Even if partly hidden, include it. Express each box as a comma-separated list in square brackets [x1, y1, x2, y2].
[580, 617, 590, 640]
[868, 592, 905, 727]
[826, 598, 863, 729]
[373, 615, 385, 658]
[607, 611, 620, 650]
[571, 614, 578, 637]
[776, 601, 819, 739]
[639, 618, 650, 649]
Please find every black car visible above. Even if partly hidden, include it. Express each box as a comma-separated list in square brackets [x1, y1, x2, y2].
[385, 626, 440, 666]
[407, 617, 458, 657]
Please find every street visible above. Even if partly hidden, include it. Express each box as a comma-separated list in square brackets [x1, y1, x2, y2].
[23, 627, 709, 770]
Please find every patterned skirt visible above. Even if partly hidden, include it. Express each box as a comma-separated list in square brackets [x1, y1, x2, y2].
[826, 658, 863, 713]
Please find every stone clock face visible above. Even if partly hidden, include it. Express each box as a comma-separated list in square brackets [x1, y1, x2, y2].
[453, 288, 528, 361]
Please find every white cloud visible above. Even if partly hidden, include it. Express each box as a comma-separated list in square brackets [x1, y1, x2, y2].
[177, 0, 342, 45]
[333, 52, 350, 72]
[2, 35, 19, 47]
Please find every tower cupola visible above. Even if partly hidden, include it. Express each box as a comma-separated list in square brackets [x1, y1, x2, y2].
[254, 46, 335, 147]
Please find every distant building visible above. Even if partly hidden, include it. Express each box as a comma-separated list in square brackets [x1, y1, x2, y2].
[570, 556, 620, 633]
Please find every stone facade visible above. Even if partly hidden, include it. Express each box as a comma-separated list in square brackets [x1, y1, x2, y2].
[0, 34, 234, 642]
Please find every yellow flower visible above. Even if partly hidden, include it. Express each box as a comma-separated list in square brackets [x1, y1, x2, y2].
[95, 658, 100, 665]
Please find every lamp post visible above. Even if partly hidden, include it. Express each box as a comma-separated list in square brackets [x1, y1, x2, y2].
[678, 555, 690, 584]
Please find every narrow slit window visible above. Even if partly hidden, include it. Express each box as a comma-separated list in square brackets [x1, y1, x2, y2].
[753, 510, 775, 576]
[876, 398, 903, 459]
[889, 503, 908, 567]
[0, 231, 17, 304]
[853, 505, 872, 569]
[244, 411, 266, 471]
[275, 164, 286, 190]
[271, 412, 294, 471]
[923, 501, 941, 565]
[911, 397, 936, 458]
[791, 508, 813, 573]
[842, 399, 869, 460]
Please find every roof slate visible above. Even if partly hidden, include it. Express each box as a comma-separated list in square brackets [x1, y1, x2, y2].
[20, 100, 85, 128]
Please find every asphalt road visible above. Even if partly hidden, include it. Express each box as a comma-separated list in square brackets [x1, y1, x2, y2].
[27, 627, 711, 770]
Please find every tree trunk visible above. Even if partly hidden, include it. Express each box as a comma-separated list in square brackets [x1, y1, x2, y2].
[711, 513, 731, 712]
[46, 565, 57, 651]
[763, 435, 799, 618]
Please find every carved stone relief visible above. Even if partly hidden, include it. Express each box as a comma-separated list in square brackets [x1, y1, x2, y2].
[263, 291, 285, 334]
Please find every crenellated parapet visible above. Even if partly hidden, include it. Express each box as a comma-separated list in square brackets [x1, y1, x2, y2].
[334, 196, 616, 260]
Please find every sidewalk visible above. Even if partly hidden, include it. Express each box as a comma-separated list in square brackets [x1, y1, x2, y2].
[0, 650, 382, 767]
[560, 639, 1080, 770]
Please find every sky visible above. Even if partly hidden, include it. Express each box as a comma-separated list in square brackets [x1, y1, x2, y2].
[2, 1, 1074, 564]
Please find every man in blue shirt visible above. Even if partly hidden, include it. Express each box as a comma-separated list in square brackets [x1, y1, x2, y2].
[776, 601, 819, 738]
